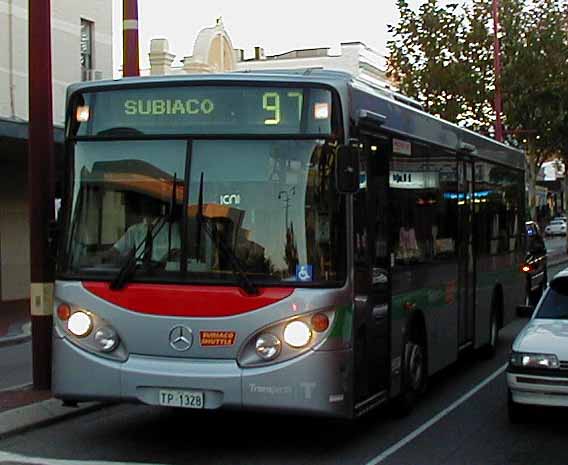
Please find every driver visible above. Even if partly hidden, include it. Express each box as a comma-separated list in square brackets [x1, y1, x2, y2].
[113, 216, 182, 263]
[103, 200, 182, 264]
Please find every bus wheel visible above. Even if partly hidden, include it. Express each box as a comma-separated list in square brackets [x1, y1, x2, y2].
[393, 338, 427, 416]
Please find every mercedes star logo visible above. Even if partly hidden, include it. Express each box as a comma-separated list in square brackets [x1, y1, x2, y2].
[169, 326, 193, 352]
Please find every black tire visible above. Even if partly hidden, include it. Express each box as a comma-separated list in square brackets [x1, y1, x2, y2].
[393, 337, 427, 416]
[508, 389, 525, 424]
[480, 311, 498, 359]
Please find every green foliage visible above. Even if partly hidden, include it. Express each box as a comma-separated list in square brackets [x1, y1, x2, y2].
[387, 0, 495, 131]
[501, 0, 568, 160]
[388, 0, 568, 151]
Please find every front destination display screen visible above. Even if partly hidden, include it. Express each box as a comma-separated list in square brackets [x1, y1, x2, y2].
[73, 86, 333, 136]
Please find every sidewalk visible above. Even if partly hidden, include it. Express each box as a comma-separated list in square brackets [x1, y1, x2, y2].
[547, 248, 568, 267]
[0, 385, 102, 439]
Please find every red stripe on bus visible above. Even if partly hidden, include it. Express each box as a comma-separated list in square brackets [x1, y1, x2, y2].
[82, 282, 294, 317]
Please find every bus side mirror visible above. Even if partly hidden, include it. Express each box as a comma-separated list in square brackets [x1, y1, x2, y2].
[336, 144, 360, 193]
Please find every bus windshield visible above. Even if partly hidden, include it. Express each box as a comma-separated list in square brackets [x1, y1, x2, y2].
[62, 139, 346, 286]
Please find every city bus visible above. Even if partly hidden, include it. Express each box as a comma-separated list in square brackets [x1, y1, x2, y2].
[53, 70, 526, 418]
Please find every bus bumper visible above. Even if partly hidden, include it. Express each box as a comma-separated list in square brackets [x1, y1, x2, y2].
[52, 336, 353, 418]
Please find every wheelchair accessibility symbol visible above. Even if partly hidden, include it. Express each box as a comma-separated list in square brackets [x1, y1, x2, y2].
[296, 265, 313, 282]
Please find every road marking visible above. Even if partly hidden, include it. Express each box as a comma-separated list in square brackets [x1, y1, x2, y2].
[364, 363, 508, 465]
[0, 450, 168, 465]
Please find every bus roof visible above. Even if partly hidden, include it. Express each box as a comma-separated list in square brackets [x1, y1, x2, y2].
[68, 69, 524, 170]
[66, 68, 354, 97]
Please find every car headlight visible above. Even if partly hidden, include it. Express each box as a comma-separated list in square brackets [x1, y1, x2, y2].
[510, 351, 560, 369]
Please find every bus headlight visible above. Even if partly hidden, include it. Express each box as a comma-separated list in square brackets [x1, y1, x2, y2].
[67, 311, 93, 337]
[237, 308, 336, 368]
[255, 333, 281, 360]
[94, 327, 120, 352]
[55, 300, 128, 361]
[283, 320, 312, 348]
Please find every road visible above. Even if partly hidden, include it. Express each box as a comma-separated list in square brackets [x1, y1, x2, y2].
[0, 262, 566, 465]
[545, 236, 566, 261]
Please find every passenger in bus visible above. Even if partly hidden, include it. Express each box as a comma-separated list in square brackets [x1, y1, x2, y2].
[398, 223, 419, 261]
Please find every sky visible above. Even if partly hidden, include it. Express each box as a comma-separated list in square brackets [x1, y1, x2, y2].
[112, 0, 423, 74]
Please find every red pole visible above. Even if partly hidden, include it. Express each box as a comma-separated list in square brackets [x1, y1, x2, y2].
[123, 0, 140, 77]
[28, 0, 55, 390]
[492, 0, 504, 142]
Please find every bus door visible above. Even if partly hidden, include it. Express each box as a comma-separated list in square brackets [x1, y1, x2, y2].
[353, 135, 391, 406]
[457, 160, 475, 348]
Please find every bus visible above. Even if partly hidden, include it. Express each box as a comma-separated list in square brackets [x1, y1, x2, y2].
[53, 70, 526, 418]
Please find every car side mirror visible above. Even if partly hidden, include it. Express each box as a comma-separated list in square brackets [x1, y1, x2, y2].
[516, 305, 534, 318]
[335, 144, 360, 194]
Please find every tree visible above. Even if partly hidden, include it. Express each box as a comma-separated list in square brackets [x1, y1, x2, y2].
[500, 0, 568, 216]
[387, 0, 494, 130]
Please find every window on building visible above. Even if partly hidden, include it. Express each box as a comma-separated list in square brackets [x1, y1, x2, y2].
[81, 19, 94, 80]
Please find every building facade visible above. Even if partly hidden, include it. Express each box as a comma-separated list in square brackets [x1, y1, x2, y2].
[0, 0, 112, 324]
[145, 20, 393, 90]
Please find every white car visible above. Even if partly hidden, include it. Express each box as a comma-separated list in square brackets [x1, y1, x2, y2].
[507, 270, 568, 422]
[544, 219, 566, 236]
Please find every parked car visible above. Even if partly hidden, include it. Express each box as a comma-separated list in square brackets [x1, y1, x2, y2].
[522, 221, 547, 306]
[508, 270, 568, 423]
[545, 219, 567, 236]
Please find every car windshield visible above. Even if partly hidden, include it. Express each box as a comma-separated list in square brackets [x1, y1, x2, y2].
[536, 277, 568, 319]
[61, 139, 346, 286]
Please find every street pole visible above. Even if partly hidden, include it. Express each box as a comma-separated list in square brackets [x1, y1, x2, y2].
[123, 0, 140, 77]
[492, 0, 504, 142]
[28, 0, 55, 390]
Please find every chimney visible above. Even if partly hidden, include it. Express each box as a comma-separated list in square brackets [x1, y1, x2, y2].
[254, 46, 265, 60]
[148, 38, 175, 75]
[234, 48, 245, 62]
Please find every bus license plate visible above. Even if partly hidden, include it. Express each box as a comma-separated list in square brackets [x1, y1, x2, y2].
[159, 389, 204, 409]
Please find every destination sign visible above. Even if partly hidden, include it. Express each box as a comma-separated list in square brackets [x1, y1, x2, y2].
[73, 86, 333, 136]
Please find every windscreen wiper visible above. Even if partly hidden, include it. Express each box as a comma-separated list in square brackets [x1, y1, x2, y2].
[109, 216, 168, 290]
[110, 173, 178, 291]
[166, 173, 178, 261]
[196, 172, 259, 296]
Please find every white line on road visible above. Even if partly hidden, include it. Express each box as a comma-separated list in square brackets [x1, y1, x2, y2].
[0, 450, 168, 465]
[364, 363, 508, 465]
